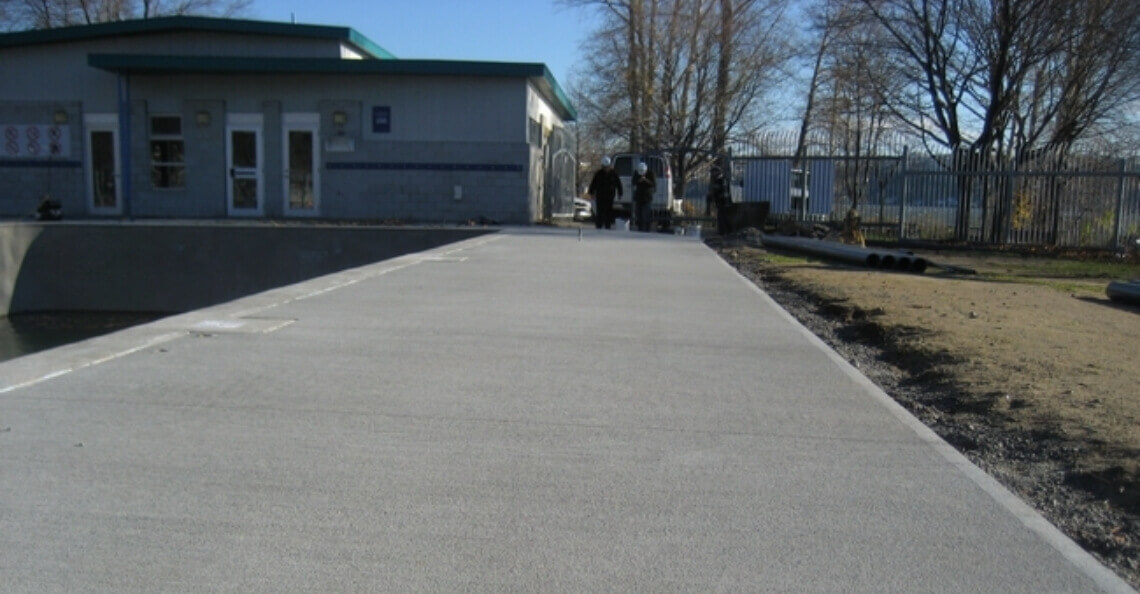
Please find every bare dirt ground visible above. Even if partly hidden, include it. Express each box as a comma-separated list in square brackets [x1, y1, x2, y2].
[706, 228, 1140, 589]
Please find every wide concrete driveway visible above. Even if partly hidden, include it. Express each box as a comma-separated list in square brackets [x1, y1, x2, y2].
[1, 227, 1133, 593]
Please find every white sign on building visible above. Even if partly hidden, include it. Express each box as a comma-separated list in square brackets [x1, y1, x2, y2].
[1, 124, 71, 158]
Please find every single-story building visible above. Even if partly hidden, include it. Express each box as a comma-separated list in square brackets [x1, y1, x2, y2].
[0, 16, 578, 224]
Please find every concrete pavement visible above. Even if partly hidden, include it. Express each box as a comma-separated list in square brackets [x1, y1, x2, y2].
[1, 227, 1134, 592]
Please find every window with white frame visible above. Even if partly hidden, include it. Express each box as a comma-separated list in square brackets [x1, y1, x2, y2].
[150, 115, 185, 189]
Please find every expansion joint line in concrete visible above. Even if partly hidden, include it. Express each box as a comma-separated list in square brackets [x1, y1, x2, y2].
[0, 332, 183, 395]
[1, 235, 504, 395]
[226, 234, 502, 319]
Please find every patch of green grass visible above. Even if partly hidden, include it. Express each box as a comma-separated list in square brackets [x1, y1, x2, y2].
[978, 273, 1108, 296]
[1026, 279, 1107, 295]
[997, 259, 1140, 279]
[947, 254, 1140, 281]
[762, 253, 811, 265]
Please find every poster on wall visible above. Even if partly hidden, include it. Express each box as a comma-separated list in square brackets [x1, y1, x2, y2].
[2, 124, 71, 158]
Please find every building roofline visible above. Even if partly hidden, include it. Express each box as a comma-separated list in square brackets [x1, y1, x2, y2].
[539, 68, 577, 123]
[88, 54, 576, 121]
[0, 15, 396, 59]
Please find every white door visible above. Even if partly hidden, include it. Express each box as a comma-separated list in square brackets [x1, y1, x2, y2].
[226, 114, 264, 216]
[85, 114, 121, 215]
[283, 113, 320, 216]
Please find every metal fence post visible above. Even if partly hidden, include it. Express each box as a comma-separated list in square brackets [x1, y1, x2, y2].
[1001, 159, 1015, 244]
[1113, 159, 1127, 249]
[897, 147, 908, 241]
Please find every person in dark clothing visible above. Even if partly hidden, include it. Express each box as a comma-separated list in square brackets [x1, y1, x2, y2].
[631, 161, 656, 232]
[36, 197, 62, 221]
[709, 164, 731, 235]
[587, 156, 622, 229]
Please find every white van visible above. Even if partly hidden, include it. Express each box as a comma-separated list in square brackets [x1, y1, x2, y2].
[611, 154, 680, 218]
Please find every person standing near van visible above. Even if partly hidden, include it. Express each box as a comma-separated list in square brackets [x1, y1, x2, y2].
[587, 156, 622, 229]
[631, 161, 656, 232]
[709, 163, 731, 235]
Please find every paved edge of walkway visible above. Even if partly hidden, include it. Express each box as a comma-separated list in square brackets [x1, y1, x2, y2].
[708, 253, 1136, 594]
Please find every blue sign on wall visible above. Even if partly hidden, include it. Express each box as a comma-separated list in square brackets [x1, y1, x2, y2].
[372, 106, 391, 133]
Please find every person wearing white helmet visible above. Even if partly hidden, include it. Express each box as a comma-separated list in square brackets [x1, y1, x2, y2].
[587, 155, 623, 229]
[631, 160, 656, 232]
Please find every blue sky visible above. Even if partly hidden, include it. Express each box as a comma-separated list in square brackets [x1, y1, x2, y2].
[248, 0, 595, 89]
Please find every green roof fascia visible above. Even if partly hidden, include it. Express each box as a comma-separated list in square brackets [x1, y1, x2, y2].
[0, 16, 395, 59]
[88, 54, 576, 121]
[347, 29, 396, 60]
[539, 66, 577, 122]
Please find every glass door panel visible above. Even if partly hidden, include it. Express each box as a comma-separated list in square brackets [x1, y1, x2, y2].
[85, 115, 121, 215]
[90, 131, 117, 209]
[283, 114, 320, 216]
[226, 118, 263, 216]
[288, 130, 314, 210]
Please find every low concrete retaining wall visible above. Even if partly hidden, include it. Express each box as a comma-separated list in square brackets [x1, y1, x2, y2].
[0, 222, 493, 315]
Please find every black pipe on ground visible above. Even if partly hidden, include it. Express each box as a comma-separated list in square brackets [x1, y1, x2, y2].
[759, 234, 880, 268]
[1106, 280, 1140, 306]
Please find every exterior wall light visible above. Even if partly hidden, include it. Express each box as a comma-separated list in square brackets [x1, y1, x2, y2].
[332, 110, 348, 127]
[53, 109, 69, 124]
[195, 110, 211, 126]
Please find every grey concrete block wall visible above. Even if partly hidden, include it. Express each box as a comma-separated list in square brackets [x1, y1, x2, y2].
[181, 99, 228, 217]
[261, 100, 284, 218]
[0, 222, 494, 316]
[321, 139, 533, 224]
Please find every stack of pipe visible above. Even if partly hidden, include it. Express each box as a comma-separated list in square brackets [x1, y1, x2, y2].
[759, 234, 928, 274]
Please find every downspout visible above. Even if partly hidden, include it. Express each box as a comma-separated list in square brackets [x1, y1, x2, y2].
[117, 72, 132, 219]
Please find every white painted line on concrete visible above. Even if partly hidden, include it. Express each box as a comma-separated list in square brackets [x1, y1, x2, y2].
[1, 235, 504, 396]
[231, 235, 503, 317]
[714, 253, 1137, 594]
[0, 332, 184, 395]
[294, 277, 365, 301]
[253, 318, 295, 334]
[191, 320, 247, 331]
[419, 256, 468, 262]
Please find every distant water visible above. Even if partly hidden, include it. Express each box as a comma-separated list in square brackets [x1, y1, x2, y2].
[0, 312, 166, 364]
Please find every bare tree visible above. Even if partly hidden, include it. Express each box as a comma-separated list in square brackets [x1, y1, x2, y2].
[142, 0, 248, 18]
[816, 1, 897, 211]
[1017, 0, 1140, 155]
[2, 0, 249, 29]
[853, 0, 1140, 239]
[563, 0, 792, 199]
[855, 0, 1140, 158]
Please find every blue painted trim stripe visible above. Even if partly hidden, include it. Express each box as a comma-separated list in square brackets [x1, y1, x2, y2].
[0, 159, 82, 168]
[327, 162, 524, 172]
